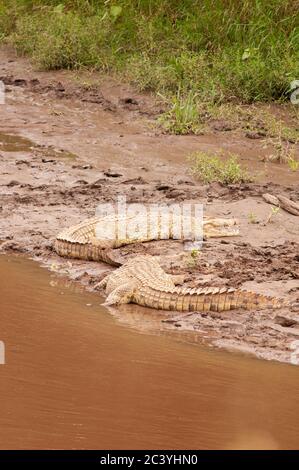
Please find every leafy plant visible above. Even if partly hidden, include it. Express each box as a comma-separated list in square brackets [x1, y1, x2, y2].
[265, 206, 280, 225]
[186, 248, 200, 268]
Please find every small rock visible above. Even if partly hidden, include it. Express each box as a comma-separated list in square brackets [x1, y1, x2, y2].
[55, 81, 65, 92]
[104, 169, 123, 177]
[42, 158, 55, 163]
[7, 180, 20, 187]
[166, 189, 185, 199]
[72, 164, 93, 170]
[119, 97, 138, 105]
[15, 160, 30, 166]
[13, 78, 27, 87]
[30, 78, 40, 87]
[156, 183, 171, 191]
[245, 131, 266, 139]
[123, 177, 146, 185]
[177, 179, 195, 186]
[275, 315, 298, 328]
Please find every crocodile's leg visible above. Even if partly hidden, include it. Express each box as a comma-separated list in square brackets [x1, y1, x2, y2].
[170, 274, 186, 285]
[103, 281, 137, 306]
[95, 276, 109, 290]
[89, 236, 115, 249]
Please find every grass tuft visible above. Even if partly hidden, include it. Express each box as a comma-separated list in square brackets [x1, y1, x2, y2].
[158, 91, 204, 135]
[189, 151, 252, 184]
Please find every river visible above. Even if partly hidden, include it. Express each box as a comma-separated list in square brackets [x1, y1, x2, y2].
[1, 255, 299, 449]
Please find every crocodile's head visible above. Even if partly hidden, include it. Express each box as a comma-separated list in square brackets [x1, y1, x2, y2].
[203, 217, 239, 239]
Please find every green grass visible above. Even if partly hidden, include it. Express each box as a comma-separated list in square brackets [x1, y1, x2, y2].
[0, 1, 298, 133]
[158, 90, 205, 135]
[189, 151, 252, 184]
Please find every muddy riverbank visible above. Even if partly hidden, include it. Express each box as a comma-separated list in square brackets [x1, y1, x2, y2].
[0, 46, 298, 364]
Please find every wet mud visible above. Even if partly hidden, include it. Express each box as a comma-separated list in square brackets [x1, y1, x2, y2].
[0, 46, 298, 364]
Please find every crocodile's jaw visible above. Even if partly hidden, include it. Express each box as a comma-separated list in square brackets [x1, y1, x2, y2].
[203, 218, 239, 238]
[204, 226, 240, 238]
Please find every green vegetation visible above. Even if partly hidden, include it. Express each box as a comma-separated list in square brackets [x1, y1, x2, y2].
[0, 1, 298, 133]
[248, 212, 258, 224]
[264, 128, 298, 164]
[265, 206, 280, 225]
[189, 151, 252, 184]
[287, 156, 299, 171]
[158, 91, 204, 135]
[186, 248, 200, 268]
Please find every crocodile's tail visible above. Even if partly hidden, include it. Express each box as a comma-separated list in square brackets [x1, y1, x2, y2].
[54, 239, 122, 266]
[226, 289, 288, 311]
[191, 287, 289, 312]
[137, 286, 289, 312]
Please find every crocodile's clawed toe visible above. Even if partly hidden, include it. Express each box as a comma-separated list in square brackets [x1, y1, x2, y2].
[95, 276, 109, 290]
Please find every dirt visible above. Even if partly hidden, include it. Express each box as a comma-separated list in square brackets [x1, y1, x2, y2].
[0, 46, 298, 364]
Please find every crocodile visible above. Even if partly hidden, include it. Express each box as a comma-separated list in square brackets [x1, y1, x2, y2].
[98, 255, 288, 311]
[54, 213, 239, 266]
[54, 214, 288, 311]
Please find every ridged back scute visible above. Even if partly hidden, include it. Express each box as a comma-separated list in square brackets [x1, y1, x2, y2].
[111, 255, 175, 291]
[56, 217, 99, 243]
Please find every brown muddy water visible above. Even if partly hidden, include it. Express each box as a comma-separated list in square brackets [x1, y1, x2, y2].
[1, 255, 299, 450]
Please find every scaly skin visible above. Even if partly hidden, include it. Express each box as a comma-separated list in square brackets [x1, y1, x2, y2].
[54, 214, 239, 266]
[55, 216, 288, 311]
[99, 256, 288, 311]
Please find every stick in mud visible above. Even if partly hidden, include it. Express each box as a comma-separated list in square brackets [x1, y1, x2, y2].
[262, 193, 299, 216]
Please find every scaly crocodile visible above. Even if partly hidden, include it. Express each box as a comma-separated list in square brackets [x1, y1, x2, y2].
[98, 255, 288, 311]
[54, 214, 288, 311]
[54, 213, 239, 266]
